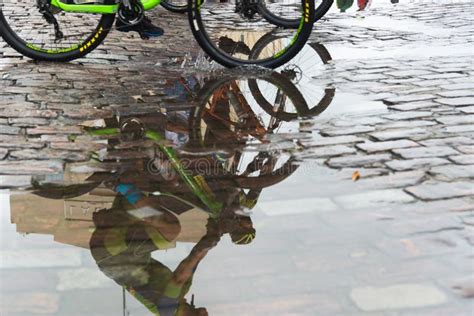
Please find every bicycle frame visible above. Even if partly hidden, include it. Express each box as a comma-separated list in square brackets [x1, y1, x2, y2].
[50, 0, 162, 14]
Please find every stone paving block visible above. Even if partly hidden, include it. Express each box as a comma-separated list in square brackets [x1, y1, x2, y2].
[443, 124, 474, 134]
[345, 73, 387, 81]
[384, 94, 436, 104]
[0, 124, 21, 135]
[393, 146, 459, 159]
[437, 90, 474, 98]
[383, 111, 432, 120]
[370, 128, 429, 141]
[0, 175, 31, 187]
[420, 73, 465, 80]
[455, 145, 474, 154]
[328, 154, 392, 168]
[357, 140, 419, 153]
[0, 160, 63, 175]
[8, 117, 50, 127]
[386, 158, 450, 171]
[334, 189, 415, 209]
[435, 115, 474, 125]
[435, 97, 474, 107]
[420, 136, 474, 147]
[385, 69, 433, 77]
[298, 145, 356, 158]
[27, 125, 83, 135]
[322, 125, 375, 136]
[406, 181, 473, 200]
[401, 198, 474, 214]
[391, 101, 439, 111]
[350, 284, 447, 311]
[459, 106, 474, 114]
[303, 135, 365, 147]
[257, 197, 339, 216]
[429, 165, 474, 180]
[355, 171, 425, 189]
[9, 149, 89, 162]
[380, 120, 437, 130]
[448, 154, 474, 165]
[439, 83, 474, 90]
[0, 148, 7, 159]
[385, 215, 463, 237]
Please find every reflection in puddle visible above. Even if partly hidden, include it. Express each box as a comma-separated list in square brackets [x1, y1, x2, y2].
[1, 50, 338, 314]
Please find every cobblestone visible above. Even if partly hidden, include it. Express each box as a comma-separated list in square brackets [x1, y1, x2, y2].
[406, 181, 473, 200]
[429, 165, 474, 180]
[386, 158, 450, 171]
[327, 154, 392, 168]
[356, 140, 419, 153]
[393, 146, 459, 159]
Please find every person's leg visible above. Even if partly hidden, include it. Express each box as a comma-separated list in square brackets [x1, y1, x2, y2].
[116, 16, 164, 38]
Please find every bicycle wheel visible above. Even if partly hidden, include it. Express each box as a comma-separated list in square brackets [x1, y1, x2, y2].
[0, 0, 115, 62]
[249, 33, 335, 119]
[188, 0, 316, 68]
[258, 0, 333, 28]
[161, 0, 188, 13]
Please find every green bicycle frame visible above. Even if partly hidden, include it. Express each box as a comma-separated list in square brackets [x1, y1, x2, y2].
[50, 0, 162, 14]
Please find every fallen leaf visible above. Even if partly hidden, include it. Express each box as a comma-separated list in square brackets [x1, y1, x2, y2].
[352, 170, 361, 182]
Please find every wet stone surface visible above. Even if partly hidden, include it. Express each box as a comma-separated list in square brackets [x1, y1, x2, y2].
[1, 1, 474, 316]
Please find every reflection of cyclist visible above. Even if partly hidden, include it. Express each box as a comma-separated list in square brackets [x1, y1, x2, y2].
[89, 176, 255, 315]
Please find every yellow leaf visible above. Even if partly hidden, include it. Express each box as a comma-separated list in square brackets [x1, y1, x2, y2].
[352, 171, 361, 182]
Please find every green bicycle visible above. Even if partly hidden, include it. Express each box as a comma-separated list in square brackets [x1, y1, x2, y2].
[0, 0, 316, 68]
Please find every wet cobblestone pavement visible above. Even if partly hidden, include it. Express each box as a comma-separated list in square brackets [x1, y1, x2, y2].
[1, 1, 473, 315]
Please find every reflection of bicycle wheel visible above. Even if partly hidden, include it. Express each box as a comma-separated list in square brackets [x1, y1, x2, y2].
[161, 0, 188, 13]
[188, 73, 301, 189]
[188, 0, 316, 68]
[249, 33, 335, 119]
[258, 0, 334, 28]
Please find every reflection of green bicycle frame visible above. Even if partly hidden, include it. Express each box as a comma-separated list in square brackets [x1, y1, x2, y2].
[88, 126, 225, 216]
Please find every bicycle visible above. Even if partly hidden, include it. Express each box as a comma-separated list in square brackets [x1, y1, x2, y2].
[163, 0, 334, 29]
[0, 0, 316, 68]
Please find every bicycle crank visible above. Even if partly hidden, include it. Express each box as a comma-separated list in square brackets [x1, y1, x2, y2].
[117, 0, 144, 26]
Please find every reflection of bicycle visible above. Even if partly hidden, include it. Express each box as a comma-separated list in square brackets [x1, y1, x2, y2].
[248, 31, 336, 119]
[0, 0, 315, 68]
[25, 71, 337, 314]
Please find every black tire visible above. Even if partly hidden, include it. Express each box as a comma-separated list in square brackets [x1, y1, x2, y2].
[0, 3, 115, 62]
[188, 0, 316, 69]
[258, 0, 333, 28]
[161, 0, 188, 13]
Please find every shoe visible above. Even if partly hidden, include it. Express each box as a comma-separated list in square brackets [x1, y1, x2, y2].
[116, 16, 164, 38]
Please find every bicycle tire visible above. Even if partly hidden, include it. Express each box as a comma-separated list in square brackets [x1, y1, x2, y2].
[187, 0, 316, 69]
[161, 0, 187, 13]
[258, 0, 333, 28]
[0, 3, 115, 62]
